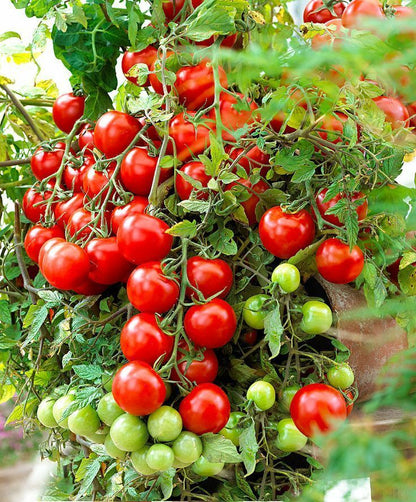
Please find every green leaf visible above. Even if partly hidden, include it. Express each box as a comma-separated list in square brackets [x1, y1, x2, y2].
[68, 4, 88, 28]
[37, 290, 63, 305]
[239, 420, 259, 476]
[400, 251, 416, 270]
[166, 220, 197, 238]
[202, 433, 241, 463]
[22, 304, 48, 348]
[0, 300, 12, 325]
[263, 307, 283, 359]
[6, 398, 38, 425]
[158, 468, 176, 500]
[0, 384, 16, 404]
[205, 133, 228, 176]
[73, 364, 103, 381]
[235, 467, 257, 500]
[398, 266, 416, 296]
[208, 226, 238, 255]
[78, 457, 101, 497]
[178, 200, 210, 213]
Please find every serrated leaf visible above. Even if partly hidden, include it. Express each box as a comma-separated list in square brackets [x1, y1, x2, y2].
[0, 384, 16, 404]
[37, 290, 63, 304]
[6, 398, 37, 425]
[73, 364, 103, 381]
[399, 251, 416, 270]
[178, 200, 210, 213]
[263, 308, 283, 359]
[208, 227, 238, 255]
[239, 420, 259, 476]
[166, 220, 197, 238]
[202, 433, 241, 463]
[0, 300, 12, 325]
[22, 304, 48, 348]
[78, 457, 101, 496]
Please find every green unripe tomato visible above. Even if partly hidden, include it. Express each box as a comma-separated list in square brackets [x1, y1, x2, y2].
[146, 444, 175, 471]
[280, 385, 301, 412]
[97, 393, 124, 426]
[68, 405, 101, 437]
[173, 457, 192, 468]
[131, 446, 158, 475]
[225, 411, 245, 429]
[192, 456, 224, 477]
[300, 301, 332, 335]
[52, 394, 75, 429]
[37, 398, 58, 428]
[110, 413, 149, 452]
[172, 431, 203, 464]
[327, 363, 354, 389]
[104, 434, 126, 460]
[243, 294, 271, 330]
[247, 381, 276, 411]
[271, 263, 300, 293]
[275, 418, 307, 452]
[102, 372, 114, 393]
[84, 427, 109, 444]
[147, 405, 182, 442]
[219, 426, 240, 446]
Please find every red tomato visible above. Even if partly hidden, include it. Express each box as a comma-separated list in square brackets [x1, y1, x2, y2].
[72, 277, 107, 296]
[94, 111, 142, 158]
[227, 178, 269, 226]
[24, 224, 64, 263]
[195, 33, 237, 48]
[393, 4, 414, 17]
[54, 193, 85, 229]
[315, 188, 368, 226]
[186, 256, 233, 300]
[290, 383, 347, 437]
[184, 299, 236, 349]
[311, 18, 345, 49]
[38, 237, 65, 271]
[259, 206, 316, 259]
[242, 330, 258, 345]
[168, 112, 212, 162]
[317, 112, 349, 143]
[227, 145, 270, 177]
[82, 162, 116, 200]
[78, 125, 95, 152]
[341, 0, 384, 28]
[30, 142, 66, 181]
[408, 102, 416, 129]
[85, 237, 133, 285]
[40, 240, 90, 290]
[127, 261, 179, 313]
[120, 313, 174, 364]
[175, 161, 211, 200]
[162, 0, 185, 21]
[373, 96, 410, 129]
[148, 50, 175, 96]
[67, 208, 111, 239]
[111, 196, 148, 234]
[179, 383, 230, 434]
[120, 147, 171, 196]
[112, 361, 166, 416]
[316, 238, 364, 284]
[52, 93, 85, 134]
[121, 46, 158, 86]
[117, 214, 173, 265]
[63, 153, 94, 192]
[345, 390, 354, 416]
[303, 0, 345, 23]
[175, 61, 228, 111]
[22, 185, 55, 223]
[172, 340, 218, 384]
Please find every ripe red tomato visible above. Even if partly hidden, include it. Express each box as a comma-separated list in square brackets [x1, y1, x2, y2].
[111, 196, 148, 234]
[242, 330, 258, 345]
[311, 18, 345, 49]
[117, 214, 173, 265]
[112, 361, 166, 416]
[195, 33, 237, 48]
[168, 113, 212, 162]
[121, 46, 158, 86]
[315, 188, 368, 226]
[316, 238, 364, 284]
[373, 96, 410, 129]
[162, 0, 185, 21]
[127, 261, 179, 313]
[67, 207, 111, 239]
[407, 102, 416, 129]
[85, 237, 133, 285]
[290, 383, 347, 437]
[148, 50, 175, 95]
[345, 390, 355, 416]
[393, 4, 414, 17]
[22, 185, 55, 223]
[78, 125, 95, 151]
[38, 237, 65, 271]
[24, 224, 65, 263]
[120, 313, 174, 364]
[179, 383, 230, 434]
[317, 112, 349, 143]
[52, 93, 85, 134]
[175, 161, 211, 201]
[341, 0, 384, 28]
[186, 256, 233, 300]
[30, 142, 66, 181]
[40, 240, 90, 290]
[63, 153, 94, 192]
[303, 0, 345, 23]
[94, 111, 142, 158]
[82, 162, 116, 200]
[227, 178, 269, 226]
[73, 277, 107, 296]
[175, 61, 228, 111]
[172, 340, 218, 384]
[54, 193, 84, 229]
[259, 206, 316, 259]
[227, 145, 270, 177]
[184, 299, 236, 349]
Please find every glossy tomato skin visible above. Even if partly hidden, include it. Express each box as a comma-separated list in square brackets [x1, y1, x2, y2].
[175, 61, 228, 111]
[82, 163, 116, 200]
[38, 237, 65, 271]
[169, 112, 211, 162]
[22, 185, 55, 223]
[311, 18, 345, 49]
[259, 206, 316, 259]
[54, 193, 84, 229]
[78, 125, 95, 151]
[176, 161, 211, 201]
[127, 261, 179, 313]
[195, 33, 237, 48]
[315, 188, 368, 226]
[227, 145, 270, 177]
[85, 237, 133, 285]
[30, 142, 66, 181]
[316, 238, 364, 284]
[227, 178, 269, 226]
[111, 196, 148, 234]
[179, 383, 230, 434]
[290, 383, 347, 437]
[52, 93, 85, 134]
[94, 111, 142, 158]
[184, 299, 236, 349]
[341, 0, 384, 28]
[72, 277, 107, 295]
[317, 112, 348, 143]
[63, 153, 94, 192]
[173, 340, 218, 384]
[117, 214, 173, 265]
[162, 0, 185, 21]
[373, 96, 410, 129]
[112, 360, 166, 416]
[148, 51, 174, 95]
[303, 0, 345, 23]
[40, 240, 90, 290]
[24, 224, 65, 263]
[186, 256, 233, 300]
[121, 46, 158, 86]
[67, 208, 111, 239]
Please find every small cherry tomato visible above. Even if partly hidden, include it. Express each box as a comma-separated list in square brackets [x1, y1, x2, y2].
[24, 224, 65, 263]
[186, 256, 233, 300]
[172, 431, 202, 464]
[227, 178, 269, 226]
[30, 142, 66, 181]
[94, 111, 142, 158]
[146, 444, 175, 470]
[147, 405, 183, 442]
[131, 446, 157, 475]
[82, 162, 117, 200]
[275, 418, 308, 452]
[271, 263, 300, 293]
[300, 300, 333, 335]
[85, 237, 133, 285]
[68, 405, 100, 437]
[226, 145, 270, 176]
[280, 385, 301, 412]
[373, 96, 410, 129]
[97, 393, 124, 426]
[63, 153, 94, 193]
[22, 185, 55, 223]
[67, 207, 111, 240]
[316, 238, 364, 284]
[341, 0, 385, 29]
[78, 125, 95, 151]
[327, 363, 355, 389]
[37, 398, 58, 428]
[242, 329, 258, 345]
[247, 381, 276, 411]
[52, 93, 85, 133]
[172, 340, 219, 384]
[243, 294, 271, 330]
[110, 196, 148, 234]
[54, 193, 84, 229]
[168, 112, 211, 163]
[110, 413, 148, 451]
[121, 46, 158, 86]
[192, 456, 224, 477]
[175, 161, 211, 201]
[315, 188, 368, 227]
[303, 0, 345, 23]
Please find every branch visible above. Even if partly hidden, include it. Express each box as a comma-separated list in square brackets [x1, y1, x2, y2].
[0, 177, 32, 190]
[0, 158, 31, 167]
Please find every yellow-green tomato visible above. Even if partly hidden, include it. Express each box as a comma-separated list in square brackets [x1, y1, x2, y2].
[280, 385, 301, 412]
[131, 446, 158, 475]
[110, 413, 148, 452]
[271, 263, 300, 293]
[275, 418, 307, 452]
[68, 405, 101, 437]
[220, 411, 244, 446]
[97, 393, 124, 426]
[247, 381, 276, 411]
[173, 457, 192, 468]
[52, 394, 75, 429]
[243, 294, 271, 330]
[146, 444, 175, 471]
[172, 431, 203, 464]
[147, 406, 182, 442]
[192, 456, 224, 477]
[327, 363, 354, 389]
[300, 301, 332, 335]
[102, 372, 114, 393]
[84, 426, 109, 444]
[37, 398, 58, 428]
[104, 434, 126, 460]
